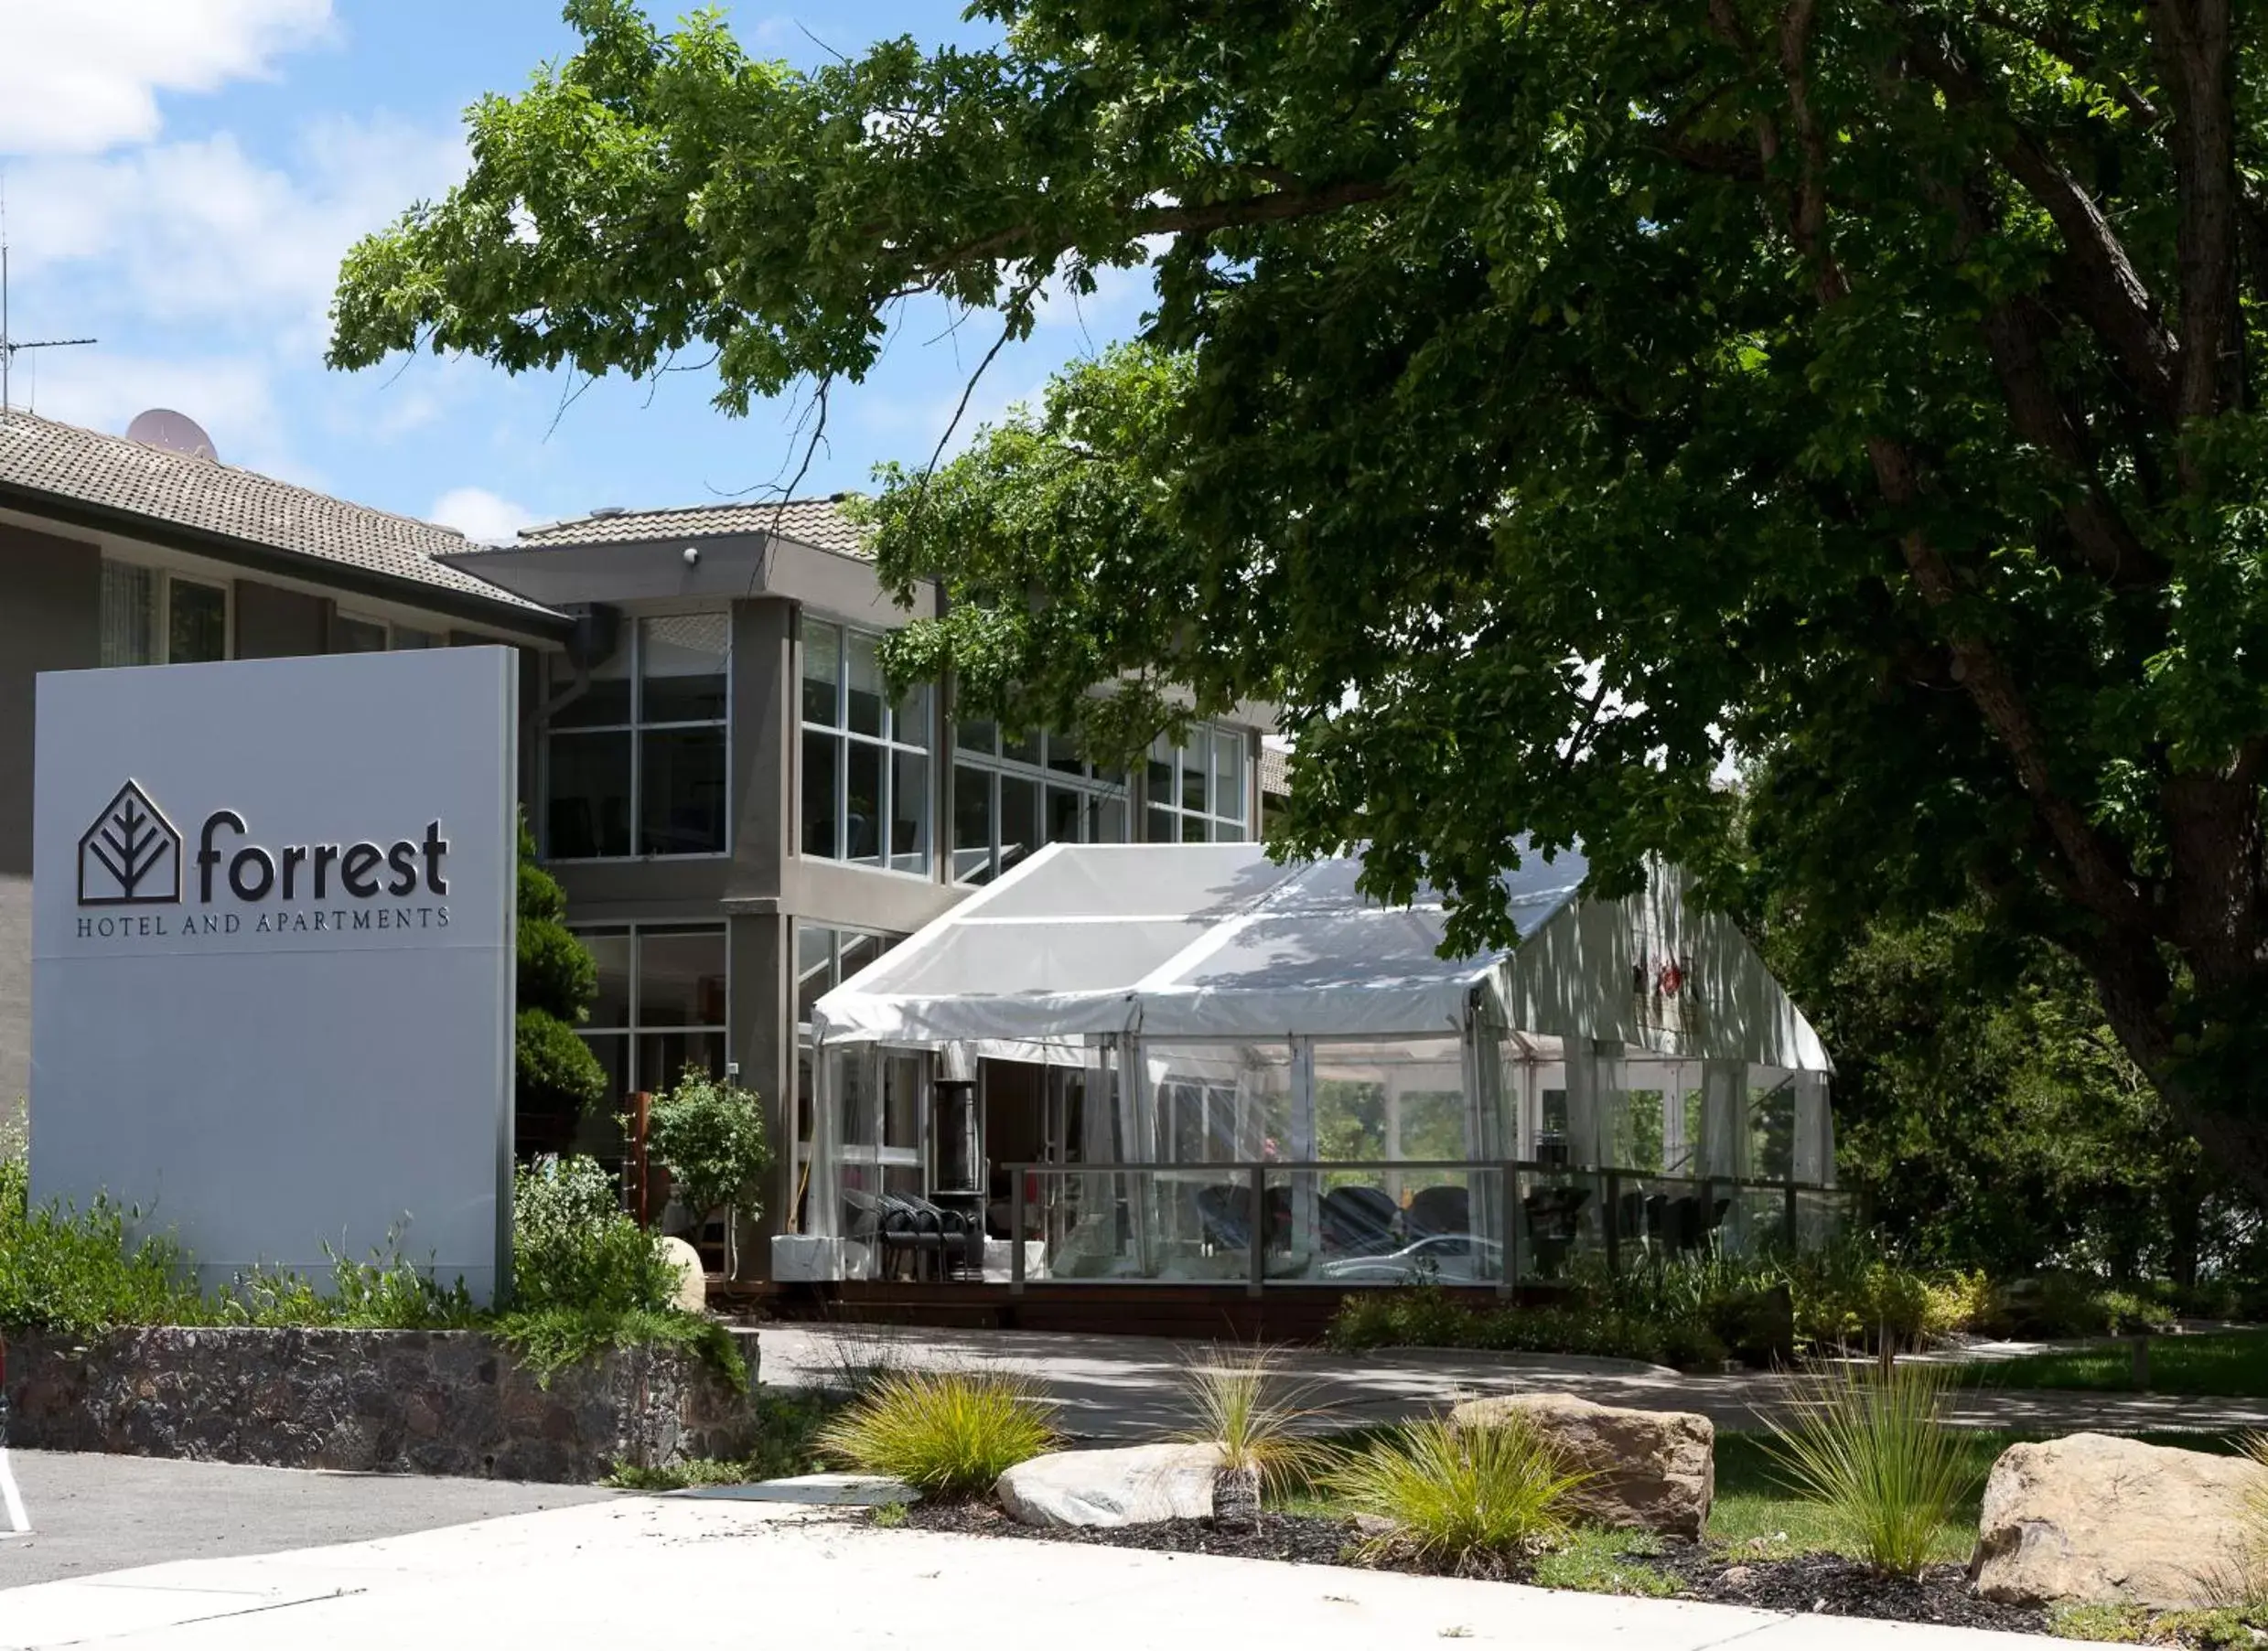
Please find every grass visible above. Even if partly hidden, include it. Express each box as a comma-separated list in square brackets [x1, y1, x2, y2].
[1531, 1528, 1678, 1597]
[1323, 1413, 1586, 1571]
[1178, 1345, 1327, 1490]
[1759, 1363, 1983, 1578]
[1972, 1330, 2268, 1398]
[815, 1369, 1059, 1496]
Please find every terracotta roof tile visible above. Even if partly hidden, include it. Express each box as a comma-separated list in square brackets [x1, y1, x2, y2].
[512, 498, 869, 556]
[0, 412, 554, 615]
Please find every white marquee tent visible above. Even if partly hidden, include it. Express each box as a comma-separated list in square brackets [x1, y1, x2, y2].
[793, 842, 1837, 1286]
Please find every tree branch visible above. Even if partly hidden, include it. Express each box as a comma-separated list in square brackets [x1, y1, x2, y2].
[2150, 0, 2245, 440]
[937, 177, 1403, 269]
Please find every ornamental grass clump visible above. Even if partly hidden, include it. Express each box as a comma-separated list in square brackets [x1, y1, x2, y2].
[815, 1369, 1059, 1497]
[1177, 1345, 1327, 1529]
[1763, 1361, 1981, 1579]
[1325, 1412, 1585, 1574]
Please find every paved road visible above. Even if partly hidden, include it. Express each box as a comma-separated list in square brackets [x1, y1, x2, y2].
[0, 1452, 613, 1591]
[752, 1322, 2268, 1440]
[1, 1496, 2046, 1650]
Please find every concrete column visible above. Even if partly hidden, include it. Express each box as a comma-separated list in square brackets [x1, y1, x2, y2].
[726, 599, 795, 906]
[729, 909, 791, 1281]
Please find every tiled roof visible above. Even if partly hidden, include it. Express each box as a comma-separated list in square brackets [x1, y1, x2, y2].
[1260, 745, 1291, 798]
[0, 412, 554, 616]
[513, 498, 870, 557]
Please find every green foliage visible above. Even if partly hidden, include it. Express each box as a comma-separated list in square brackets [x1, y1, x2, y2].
[1712, 1429, 2000, 1567]
[496, 1306, 743, 1392]
[513, 817, 606, 1120]
[1530, 1528, 1676, 1598]
[815, 1370, 1059, 1496]
[1764, 1364, 1983, 1581]
[1760, 905, 2249, 1283]
[646, 1071, 771, 1224]
[516, 1010, 609, 1117]
[330, 1, 2268, 1191]
[1325, 1413, 1585, 1573]
[220, 1244, 482, 1330]
[511, 1155, 676, 1315]
[0, 1152, 207, 1334]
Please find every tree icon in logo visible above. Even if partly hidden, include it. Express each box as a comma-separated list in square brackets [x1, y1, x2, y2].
[79, 780, 182, 906]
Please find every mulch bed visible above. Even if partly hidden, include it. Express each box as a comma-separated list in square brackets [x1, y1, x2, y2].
[892, 1504, 2050, 1635]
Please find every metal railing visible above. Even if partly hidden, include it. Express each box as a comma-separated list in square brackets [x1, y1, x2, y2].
[997, 1158, 1849, 1295]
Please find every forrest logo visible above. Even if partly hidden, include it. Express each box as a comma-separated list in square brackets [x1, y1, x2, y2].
[77, 779, 183, 907]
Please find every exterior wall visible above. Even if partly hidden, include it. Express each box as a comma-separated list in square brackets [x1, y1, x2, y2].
[5, 1324, 761, 1483]
[0, 521, 102, 1134]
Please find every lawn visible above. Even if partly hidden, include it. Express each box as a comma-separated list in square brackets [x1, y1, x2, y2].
[1972, 1331, 2268, 1399]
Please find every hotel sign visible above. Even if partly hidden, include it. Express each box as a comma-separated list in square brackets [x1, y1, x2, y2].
[31, 649, 517, 1303]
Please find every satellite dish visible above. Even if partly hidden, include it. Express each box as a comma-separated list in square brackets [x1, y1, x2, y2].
[125, 408, 218, 462]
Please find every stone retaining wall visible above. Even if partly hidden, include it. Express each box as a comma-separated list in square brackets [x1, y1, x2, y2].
[2, 1325, 761, 1484]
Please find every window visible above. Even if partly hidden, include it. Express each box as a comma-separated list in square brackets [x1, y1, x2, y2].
[101, 561, 229, 666]
[1145, 725, 1250, 842]
[331, 614, 389, 653]
[544, 615, 729, 859]
[951, 724, 1129, 884]
[790, 923, 903, 1229]
[801, 620, 931, 874]
[573, 924, 728, 1100]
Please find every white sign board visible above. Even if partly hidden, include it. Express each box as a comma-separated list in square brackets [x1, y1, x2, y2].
[31, 649, 516, 1302]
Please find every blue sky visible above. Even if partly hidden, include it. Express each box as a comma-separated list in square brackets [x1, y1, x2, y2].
[0, 2, 1149, 541]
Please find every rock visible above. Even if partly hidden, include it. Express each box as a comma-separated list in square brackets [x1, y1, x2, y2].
[1450, 1393, 1714, 1538]
[1971, 1432, 2263, 1608]
[995, 1443, 1223, 1528]
[657, 1238, 709, 1313]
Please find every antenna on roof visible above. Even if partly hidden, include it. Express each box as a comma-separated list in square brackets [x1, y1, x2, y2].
[0, 185, 97, 424]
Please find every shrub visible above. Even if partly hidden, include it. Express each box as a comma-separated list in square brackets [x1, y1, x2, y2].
[815, 1370, 1059, 1496]
[511, 1155, 676, 1315]
[646, 1070, 771, 1275]
[0, 1150, 209, 1334]
[1763, 1361, 1982, 1578]
[1326, 1413, 1585, 1573]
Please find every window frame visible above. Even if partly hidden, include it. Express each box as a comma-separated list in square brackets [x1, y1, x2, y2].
[799, 617, 935, 877]
[950, 724, 1131, 885]
[542, 612, 733, 863]
[100, 557, 233, 667]
[1145, 724, 1252, 843]
[570, 920, 731, 1099]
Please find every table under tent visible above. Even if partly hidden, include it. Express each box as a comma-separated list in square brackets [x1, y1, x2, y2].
[780, 842, 1843, 1291]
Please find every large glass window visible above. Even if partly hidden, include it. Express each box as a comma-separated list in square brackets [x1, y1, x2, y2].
[791, 923, 903, 1229]
[573, 924, 728, 1100]
[544, 615, 729, 859]
[951, 725, 1129, 884]
[801, 619, 931, 874]
[101, 561, 229, 667]
[1145, 725, 1251, 842]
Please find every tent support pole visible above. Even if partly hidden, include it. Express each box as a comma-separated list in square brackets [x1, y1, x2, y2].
[1247, 1164, 1265, 1298]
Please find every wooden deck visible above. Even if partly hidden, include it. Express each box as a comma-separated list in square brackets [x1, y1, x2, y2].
[714, 1280, 1554, 1341]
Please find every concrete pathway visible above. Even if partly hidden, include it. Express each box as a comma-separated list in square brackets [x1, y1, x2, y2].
[754, 1323, 2268, 1438]
[0, 1496, 2053, 1650]
[0, 1453, 614, 1592]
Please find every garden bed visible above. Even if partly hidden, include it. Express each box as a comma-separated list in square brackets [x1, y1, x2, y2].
[890, 1502, 2050, 1634]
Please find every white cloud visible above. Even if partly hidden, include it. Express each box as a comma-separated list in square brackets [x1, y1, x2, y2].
[428, 487, 537, 545]
[16, 348, 290, 467]
[6, 121, 465, 343]
[0, 0, 335, 155]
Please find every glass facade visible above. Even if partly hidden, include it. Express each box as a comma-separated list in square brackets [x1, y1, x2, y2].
[1146, 724, 1251, 842]
[545, 615, 729, 859]
[800, 620, 931, 874]
[573, 924, 730, 1101]
[950, 724, 1129, 884]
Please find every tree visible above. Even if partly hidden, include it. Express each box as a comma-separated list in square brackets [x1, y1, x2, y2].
[332, 4, 2268, 1195]
[645, 1071, 770, 1278]
[516, 820, 607, 1149]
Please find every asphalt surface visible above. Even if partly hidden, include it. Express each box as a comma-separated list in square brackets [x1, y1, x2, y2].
[0, 1451, 615, 1590]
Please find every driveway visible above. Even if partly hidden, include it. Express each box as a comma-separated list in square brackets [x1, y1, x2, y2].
[753, 1322, 2268, 1439]
[0, 1452, 612, 1592]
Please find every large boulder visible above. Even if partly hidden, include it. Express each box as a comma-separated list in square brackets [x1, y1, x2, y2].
[657, 1237, 709, 1313]
[995, 1443, 1223, 1528]
[1972, 1432, 2263, 1608]
[1450, 1393, 1714, 1538]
